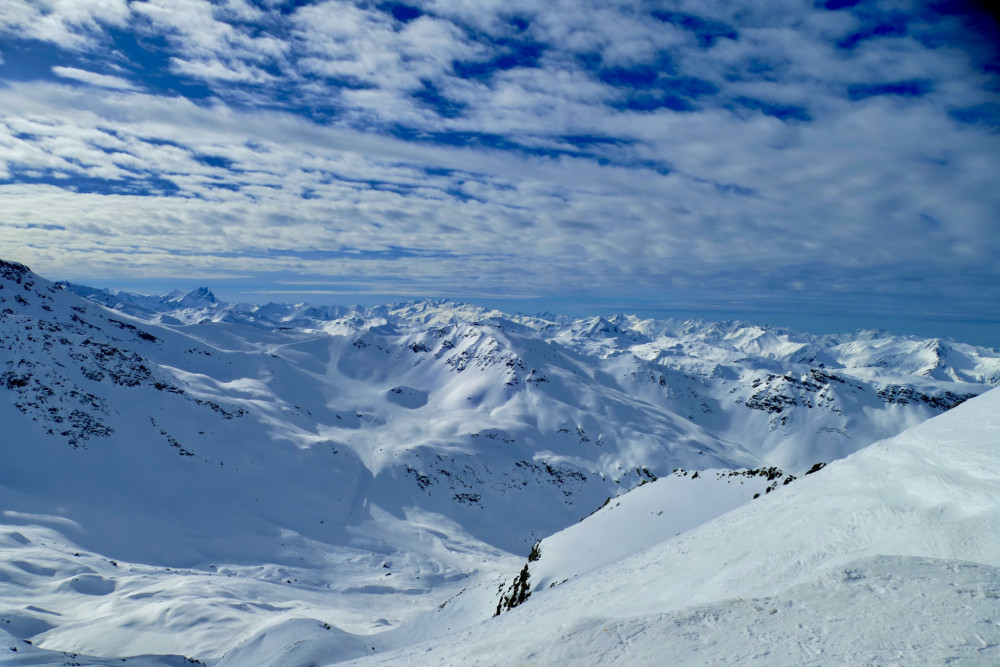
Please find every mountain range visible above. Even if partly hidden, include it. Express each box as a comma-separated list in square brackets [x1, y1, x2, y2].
[1, 258, 997, 665]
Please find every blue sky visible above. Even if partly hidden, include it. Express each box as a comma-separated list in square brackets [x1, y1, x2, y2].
[1, 1, 999, 344]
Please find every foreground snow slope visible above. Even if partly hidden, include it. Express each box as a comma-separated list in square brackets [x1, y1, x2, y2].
[338, 388, 1000, 666]
[493, 466, 795, 614]
[214, 468, 790, 666]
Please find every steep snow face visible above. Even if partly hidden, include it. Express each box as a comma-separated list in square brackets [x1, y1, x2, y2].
[342, 388, 1000, 667]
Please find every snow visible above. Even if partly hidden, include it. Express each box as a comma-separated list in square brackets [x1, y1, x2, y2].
[504, 468, 784, 596]
[0, 508, 517, 662]
[1, 259, 998, 664]
[339, 388, 1000, 666]
[468, 556, 1000, 666]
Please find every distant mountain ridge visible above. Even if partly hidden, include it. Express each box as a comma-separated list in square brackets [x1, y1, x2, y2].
[60, 279, 1000, 380]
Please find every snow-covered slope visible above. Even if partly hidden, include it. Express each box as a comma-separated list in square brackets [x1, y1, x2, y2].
[330, 387, 1000, 666]
[2, 258, 997, 664]
[493, 466, 800, 616]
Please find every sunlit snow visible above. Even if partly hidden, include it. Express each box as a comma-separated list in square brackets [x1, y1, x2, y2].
[1, 259, 997, 665]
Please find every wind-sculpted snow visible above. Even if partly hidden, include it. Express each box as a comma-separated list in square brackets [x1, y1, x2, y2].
[1, 259, 997, 663]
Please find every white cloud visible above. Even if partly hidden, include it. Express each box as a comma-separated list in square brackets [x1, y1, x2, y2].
[0, 0, 129, 49]
[0, 1, 998, 323]
[2, 72, 998, 320]
[168, 57, 275, 83]
[289, 1, 482, 94]
[131, 0, 289, 84]
[51, 66, 137, 90]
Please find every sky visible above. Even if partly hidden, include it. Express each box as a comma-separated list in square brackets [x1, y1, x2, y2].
[0, 1, 998, 345]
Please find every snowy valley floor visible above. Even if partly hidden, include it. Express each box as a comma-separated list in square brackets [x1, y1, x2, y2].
[0, 509, 519, 665]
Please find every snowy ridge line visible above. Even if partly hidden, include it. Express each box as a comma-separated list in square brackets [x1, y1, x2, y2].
[62, 280, 1000, 383]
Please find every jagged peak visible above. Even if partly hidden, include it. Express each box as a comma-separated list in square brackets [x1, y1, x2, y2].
[170, 286, 219, 305]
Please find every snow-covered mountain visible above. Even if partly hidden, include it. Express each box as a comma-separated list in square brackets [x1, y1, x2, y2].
[57, 278, 998, 473]
[330, 387, 1000, 666]
[1, 258, 998, 664]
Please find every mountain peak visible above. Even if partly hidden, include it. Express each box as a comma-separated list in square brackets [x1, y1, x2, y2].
[170, 286, 219, 307]
[0, 259, 32, 285]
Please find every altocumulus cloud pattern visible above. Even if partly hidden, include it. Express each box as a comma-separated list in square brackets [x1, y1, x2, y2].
[0, 0, 998, 332]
